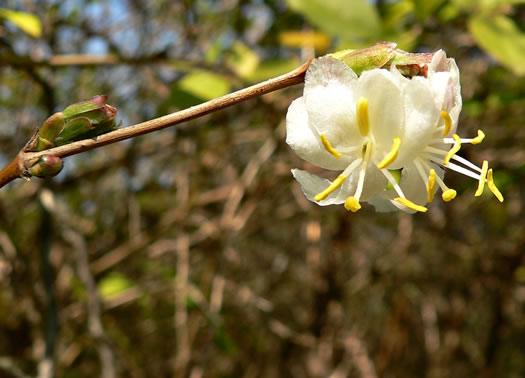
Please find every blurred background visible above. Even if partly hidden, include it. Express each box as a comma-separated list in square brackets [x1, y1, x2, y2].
[0, 0, 524, 377]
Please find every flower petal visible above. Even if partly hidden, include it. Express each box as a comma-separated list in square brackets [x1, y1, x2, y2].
[286, 97, 351, 170]
[291, 169, 352, 206]
[303, 56, 363, 150]
[392, 77, 440, 168]
[368, 192, 398, 212]
[399, 162, 444, 207]
[355, 69, 405, 158]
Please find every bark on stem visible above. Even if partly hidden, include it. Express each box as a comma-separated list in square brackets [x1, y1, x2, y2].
[0, 59, 312, 189]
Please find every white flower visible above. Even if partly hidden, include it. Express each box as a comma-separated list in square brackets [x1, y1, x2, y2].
[286, 53, 503, 213]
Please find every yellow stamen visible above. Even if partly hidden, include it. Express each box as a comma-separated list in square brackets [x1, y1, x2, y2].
[440, 110, 452, 136]
[487, 169, 504, 202]
[356, 97, 370, 137]
[344, 197, 361, 212]
[427, 169, 436, 203]
[443, 134, 461, 165]
[320, 134, 342, 159]
[314, 174, 347, 202]
[394, 198, 428, 213]
[377, 137, 401, 169]
[474, 160, 488, 197]
[471, 130, 485, 144]
[442, 189, 457, 202]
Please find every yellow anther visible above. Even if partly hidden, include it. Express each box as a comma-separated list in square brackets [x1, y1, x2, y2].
[344, 197, 361, 212]
[487, 169, 504, 202]
[356, 97, 370, 137]
[320, 134, 342, 159]
[377, 137, 401, 169]
[471, 130, 485, 144]
[442, 189, 457, 202]
[440, 110, 452, 136]
[427, 169, 436, 203]
[394, 198, 428, 213]
[474, 160, 488, 197]
[443, 134, 461, 165]
[314, 174, 347, 202]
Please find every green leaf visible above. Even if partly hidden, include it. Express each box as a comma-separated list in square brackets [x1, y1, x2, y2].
[226, 42, 260, 80]
[286, 0, 380, 44]
[0, 8, 41, 37]
[469, 15, 525, 76]
[246, 58, 301, 83]
[177, 70, 231, 101]
[98, 272, 134, 299]
[412, 0, 444, 21]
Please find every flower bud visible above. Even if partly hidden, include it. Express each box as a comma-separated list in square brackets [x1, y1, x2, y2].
[330, 42, 448, 79]
[34, 95, 119, 151]
[28, 155, 64, 178]
[330, 42, 397, 76]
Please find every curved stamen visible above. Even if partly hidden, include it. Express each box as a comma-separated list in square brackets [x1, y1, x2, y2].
[377, 137, 401, 169]
[427, 169, 436, 203]
[315, 159, 362, 203]
[440, 110, 452, 136]
[420, 158, 456, 202]
[356, 97, 370, 137]
[443, 134, 461, 165]
[394, 197, 428, 213]
[474, 160, 488, 197]
[320, 134, 342, 158]
[487, 169, 504, 202]
[471, 130, 485, 144]
[314, 174, 346, 202]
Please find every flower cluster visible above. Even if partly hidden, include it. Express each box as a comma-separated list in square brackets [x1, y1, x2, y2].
[286, 51, 502, 213]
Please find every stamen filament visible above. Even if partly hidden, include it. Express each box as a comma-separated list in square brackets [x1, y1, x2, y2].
[394, 198, 428, 212]
[440, 110, 452, 136]
[424, 147, 482, 173]
[487, 169, 504, 202]
[474, 160, 488, 197]
[356, 97, 370, 137]
[320, 134, 341, 159]
[377, 137, 401, 169]
[443, 134, 461, 165]
[353, 142, 372, 200]
[381, 169, 406, 199]
[314, 174, 347, 202]
[427, 156, 481, 181]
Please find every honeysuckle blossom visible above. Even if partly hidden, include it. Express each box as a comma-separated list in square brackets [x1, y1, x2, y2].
[286, 52, 503, 213]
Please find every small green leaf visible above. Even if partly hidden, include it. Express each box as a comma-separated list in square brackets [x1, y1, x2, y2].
[226, 42, 260, 80]
[286, 0, 380, 44]
[98, 272, 134, 299]
[469, 15, 525, 76]
[0, 9, 41, 37]
[178, 71, 231, 100]
[246, 58, 301, 83]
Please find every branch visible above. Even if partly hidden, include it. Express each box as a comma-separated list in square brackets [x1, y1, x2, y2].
[0, 59, 312, 188]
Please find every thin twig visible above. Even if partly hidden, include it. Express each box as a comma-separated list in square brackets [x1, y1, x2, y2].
[63, 229, 116, 378]
[0, 59, 311, 188]
[37, 205, 58, 378]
